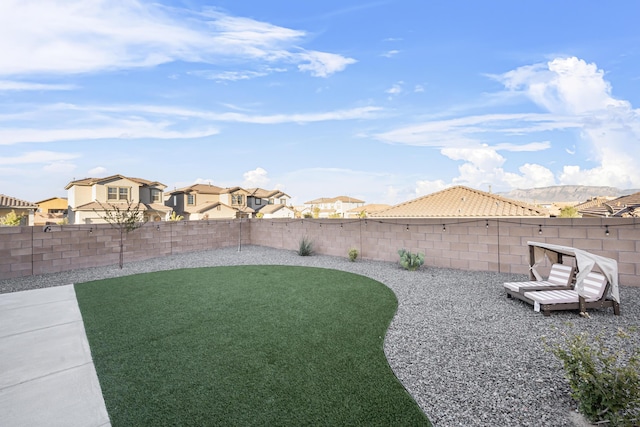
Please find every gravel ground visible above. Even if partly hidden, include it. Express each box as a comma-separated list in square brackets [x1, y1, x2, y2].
[2, 245, 638, 427]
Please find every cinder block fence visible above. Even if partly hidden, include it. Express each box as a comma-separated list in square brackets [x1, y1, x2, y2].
[1, 217, 639, 286]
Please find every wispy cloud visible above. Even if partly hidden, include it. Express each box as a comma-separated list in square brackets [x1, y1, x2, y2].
[0, 80, 78, 91]
[0, 1, 355, 78]
[0, 103, 383, 145]
[381, 50, 399, 58]
[0, 150, 80, 165]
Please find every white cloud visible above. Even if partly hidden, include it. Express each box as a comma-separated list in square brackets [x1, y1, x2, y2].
[0, 150, 80, 165]
[376, 56, 640, 190]
[0, 80, 77, 91]
[192, 70, 269, 81]
[415, 180, 447, 196]
[43, 162, 76, 174]
[243, 167, 270, 188]
[381, 50, 399, 58]
[414, 84, 425, 93]
[385, 82, 403, 96]
[87, 166, 108, 176]
[297, 51, 357, 78]
[0, 1, 355, 78]
[497, 56, 640, 188]
[0, 103, 382, 145]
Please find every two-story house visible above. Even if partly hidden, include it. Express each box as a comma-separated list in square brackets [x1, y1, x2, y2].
[303, 196, 365, 218]
[165, 184, 254, 220]
[246, 188, 294, 218]
[65, 175, 172, 224]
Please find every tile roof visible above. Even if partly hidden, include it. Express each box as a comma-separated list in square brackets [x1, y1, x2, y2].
[65, 175, 166, 189]
[304, 196, 365, 204]
[170, 184, 226, 195]
[578, 192, 640, 217]
[346, 204, 391, 214]
[259, 204, 293, 214]
[0, 194, 38, 209]
[371, 186, 548, 218]
[245, 188, 290, 199]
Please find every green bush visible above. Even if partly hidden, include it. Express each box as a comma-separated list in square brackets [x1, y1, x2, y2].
[348, 248, 358, 262]
[298, 236, 314, 256]
[397, 249, 425, 271]
[550, 329, 640, 426]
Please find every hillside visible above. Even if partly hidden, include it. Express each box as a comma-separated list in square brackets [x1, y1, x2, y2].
[498, 185, 639, 204]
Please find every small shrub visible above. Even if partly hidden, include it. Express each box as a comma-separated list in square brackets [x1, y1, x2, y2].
[397, 249, 425, 271]
[348, 248, 358, 262]
[0, 210, 24, 226]
[298, 236, 314, 256]
[550, 329, 640, 426]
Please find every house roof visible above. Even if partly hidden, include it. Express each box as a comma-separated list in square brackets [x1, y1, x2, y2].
[346, 203, 391, 214]
[184, 202, 255, 215]
[35, 197, 68, 204]
[304, 196, 365, 204]
[371, 186, 549, 218]
[169, 184, 249, 196]
[578, 192, 640, 217]
[65, 175, 166, 190]
[259, 204, 294, 214]
[245, 188, 290, 199]
[0, 194, 38, 209]
[170, 184, 226, 195]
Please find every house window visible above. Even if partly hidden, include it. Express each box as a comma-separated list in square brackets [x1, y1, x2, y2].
[232, 194, 244, 205]
[256, 198, 262, 205]
[280, 198, 286, 204]
[187, 194, 195, 205]
[268, 198, 274, 204]
[151, 189, 161, 203]
[107, 186, 130, 201]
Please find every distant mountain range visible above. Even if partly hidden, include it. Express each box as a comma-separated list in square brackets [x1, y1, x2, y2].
[498, 185, 640, 204]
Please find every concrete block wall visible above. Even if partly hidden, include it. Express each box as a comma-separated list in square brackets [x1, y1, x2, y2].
[250, 217, 640, 287]
[0, 220, 247, 280]
[1, 217, 638, 287]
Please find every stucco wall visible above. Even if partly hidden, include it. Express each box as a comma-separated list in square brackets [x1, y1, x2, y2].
[1, 217, 638, 287]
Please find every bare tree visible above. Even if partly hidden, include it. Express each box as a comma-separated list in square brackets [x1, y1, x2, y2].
[94, 201, 147, 268]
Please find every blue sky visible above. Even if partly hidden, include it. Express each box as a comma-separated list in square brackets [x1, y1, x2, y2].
[1, 0, 639, 206]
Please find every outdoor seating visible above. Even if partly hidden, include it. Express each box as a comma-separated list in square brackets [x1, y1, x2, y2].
[505, 241, 621, 317]
[504, 263, 574, 303]
[523, 271, 620, 317]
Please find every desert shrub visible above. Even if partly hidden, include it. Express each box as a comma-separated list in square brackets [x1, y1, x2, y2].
[348, 248, 358, 262]
[550, 328, 640, 426]
[397, 249, 425, 271]
[298, 236, 314, 256]
[0, 210, 24, 226]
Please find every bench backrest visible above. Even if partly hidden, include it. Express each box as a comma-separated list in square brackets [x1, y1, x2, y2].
[547, 263, 574, 287]
[582, 271, 608, 300]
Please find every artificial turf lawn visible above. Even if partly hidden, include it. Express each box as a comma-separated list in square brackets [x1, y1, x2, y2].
[75, 265, 431, 426]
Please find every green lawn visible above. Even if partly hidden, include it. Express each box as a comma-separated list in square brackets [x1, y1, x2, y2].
[75, 265, 430, 426]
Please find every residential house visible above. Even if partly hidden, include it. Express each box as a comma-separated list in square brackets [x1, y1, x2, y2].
[256, 204, 296, 219]
[303, 196, 365, 218]
[35, 197, 68, 225]
[577, 192, 640, 217]
[165, 184, 253, 220]
[65, 175, 172, 224]
[370, 186, 549, 218]
[0, 194, 37, 226]
[246, 188, 291, 214]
